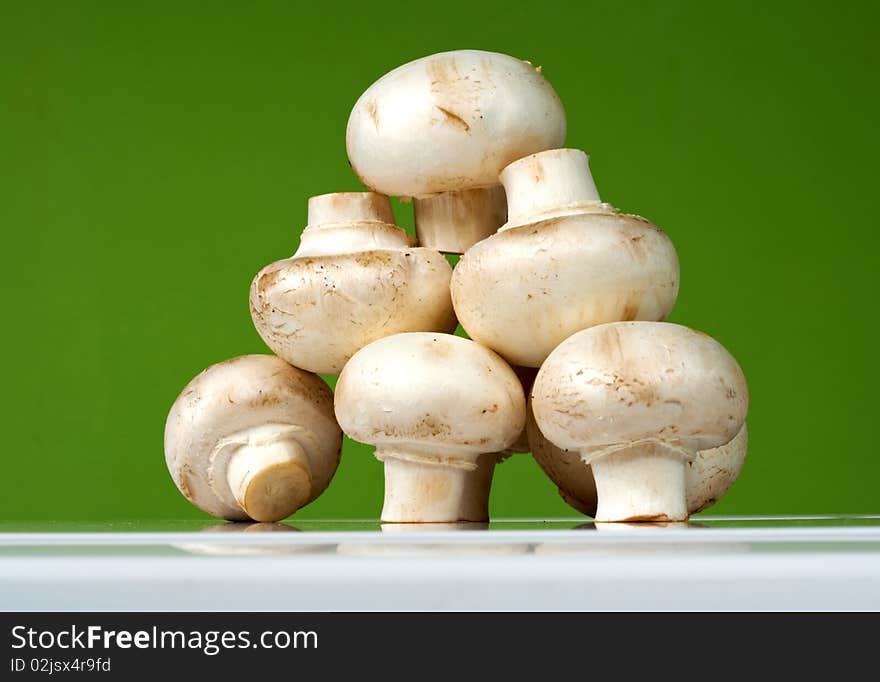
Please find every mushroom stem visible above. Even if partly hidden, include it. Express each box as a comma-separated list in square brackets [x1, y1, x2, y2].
[307, 191, 395, 228]
[414, 186, 507, 253]
[293, 191, 413, 257]
[588, 442, 690, 522]
[377, 450, 497, 523]
[499, 148, 607, 230]
[226, 437, 312, 523]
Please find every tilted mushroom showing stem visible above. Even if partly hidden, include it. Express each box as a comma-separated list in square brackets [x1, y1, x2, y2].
[451, 148, 679, 367]
[334, 332, 526, 522]
[346, 50, 566, 253]
[250, 192, 457, 374]
[164, 355, 342, 522]
[531, 322, 748, 522]
[528, 411, 748, 517]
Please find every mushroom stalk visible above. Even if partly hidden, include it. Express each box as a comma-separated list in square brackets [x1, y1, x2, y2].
[293, 191, 413, 258]
[226, 433, 312, 524]
[500, 148, 604, 230]
[307, 190, 394, 227]
[588, 442, 690, 523]
[413, 186, 507, 253]
[377, 450, 496, 523]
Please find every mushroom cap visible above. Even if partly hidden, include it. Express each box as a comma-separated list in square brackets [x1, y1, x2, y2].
[334, 332, 526, 456]
[532, 322, 748, 459]
[251, 249, 457, 374]
[451, 211, 679, 367]
[164, 355, 342, 520]
[346, 50, 566, 197]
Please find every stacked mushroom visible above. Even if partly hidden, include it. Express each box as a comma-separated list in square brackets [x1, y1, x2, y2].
[164, 48, 749, 524]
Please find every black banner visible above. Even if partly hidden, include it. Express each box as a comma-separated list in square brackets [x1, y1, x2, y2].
[0, 612, 872, 678]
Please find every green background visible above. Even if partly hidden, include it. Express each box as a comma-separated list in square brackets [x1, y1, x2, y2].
[2, 1, 877, 522]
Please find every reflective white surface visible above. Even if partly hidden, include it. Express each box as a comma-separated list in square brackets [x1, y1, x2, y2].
[1, 516, 878, 611]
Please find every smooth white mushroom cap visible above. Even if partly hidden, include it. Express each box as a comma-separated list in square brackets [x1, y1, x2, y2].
[346, 50, 566, 197]
[335, 332, 526, 458]
[451, 149, 679, 367]
[532, 322, 748, 461]
[250, 192, 457, 374]
[164, 355, 342, 521]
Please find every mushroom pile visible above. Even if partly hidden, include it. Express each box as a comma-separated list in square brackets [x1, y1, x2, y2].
[164, 49, 749, 524]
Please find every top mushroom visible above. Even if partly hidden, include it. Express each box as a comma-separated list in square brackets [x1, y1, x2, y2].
[346, 49, 567, 253]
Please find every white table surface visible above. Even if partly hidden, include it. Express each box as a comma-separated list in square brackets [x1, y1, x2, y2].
[1, 516, 878, 611]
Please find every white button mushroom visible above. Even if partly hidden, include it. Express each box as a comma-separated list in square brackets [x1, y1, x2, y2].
[451, 148, 680, 367]
[346, 50, 566, 253]
[164, 355, 342, 522]
[334, 332, 526, 523]
[531, 322, 748, 522]
[528, 414, 748, 517]
[250, 192, 457, 374]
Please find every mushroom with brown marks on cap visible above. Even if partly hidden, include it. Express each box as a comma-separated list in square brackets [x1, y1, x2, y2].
[531, 322, 748, 522]
[346, 50, 566, 253]
[334, 332, 526, 523]
[164, 355, 342, 522]
[452, 148, 680, 367]
[250, 192, 457, 374]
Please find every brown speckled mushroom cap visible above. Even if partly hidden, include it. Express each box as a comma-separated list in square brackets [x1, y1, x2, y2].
[250, 192, 456, 374]
[531, 322, 748, 522]
[532, 322, 748, 460]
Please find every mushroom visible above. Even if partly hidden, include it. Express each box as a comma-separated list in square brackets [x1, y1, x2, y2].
[334, 332, 526, 522]
[451, 148, 680, 367]
[250, 191, 457, 374]
[531, 322, 748, 522]
[346, 49, 566, 253]
[528, 411, 748, 517]
[164, 355, 342, 522]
